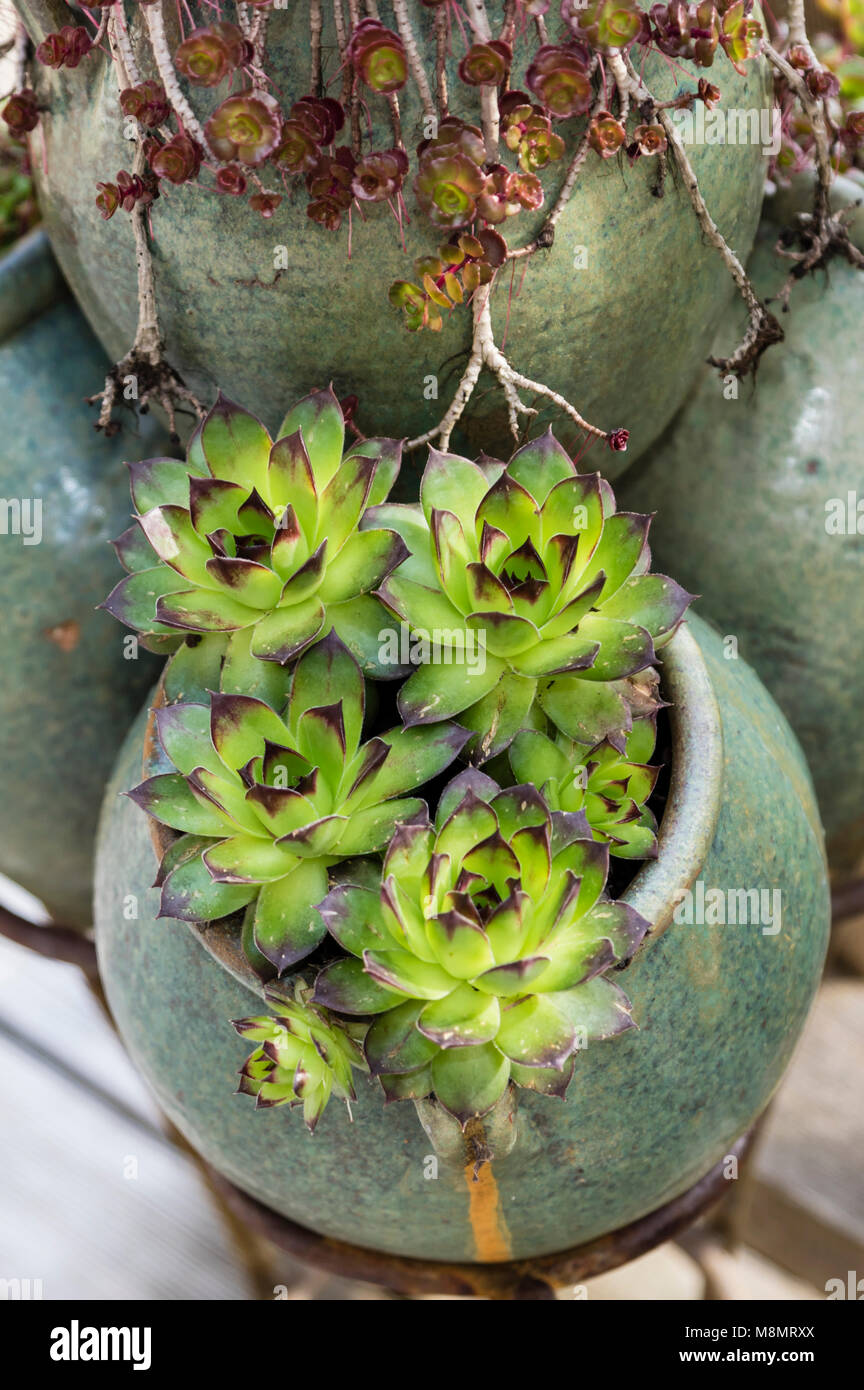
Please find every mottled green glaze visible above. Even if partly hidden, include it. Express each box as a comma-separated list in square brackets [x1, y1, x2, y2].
[620, 180, 864, 857]
[16, 0, 770, 473]
[94, 612, 829, 1261]
[0, 230, 170, 925]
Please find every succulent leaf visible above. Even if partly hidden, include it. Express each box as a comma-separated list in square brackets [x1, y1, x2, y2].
[380, 432, 691, 755]
[106, 389, 404, 669]
[232, 977, 367, 1130]
[314, 770, 648, 1123]
[129, 636, 464, 977]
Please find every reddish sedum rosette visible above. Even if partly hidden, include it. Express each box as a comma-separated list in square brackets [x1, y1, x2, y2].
[250, 191, 282, 219]
[174, 28, 234, 87]
[2, 90, 38, 137]
[563, 0, 645, 48]
[348, 19, 408, 94]
[35, 26, 91, 71]
[205, 89, 282, 166]
[291, 97, 345, 146]
[631, 124, 667, 157]
[273, 120, 321, 175]
[306, 147, 356, 230]
[215, 164, 247, 196]
[458, 41, 512, 87]
[95, 182, 120, 220]
[120, 82, 171, 128]
[415, 155, 486, 228]
[525, 45, 592, 119]
[500, 92, 566, 174]
[351, 148, 409, 203]
[588, 110, 627, 159]
[149, 133, 203, 185]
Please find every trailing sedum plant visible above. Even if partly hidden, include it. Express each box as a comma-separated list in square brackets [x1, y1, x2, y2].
[110, 391, 691, 1132]
[104, 387, 407, 671]
[372, 431, 691, 758]
[313, 769, 649, 1125]
[129, 633, 467, 973]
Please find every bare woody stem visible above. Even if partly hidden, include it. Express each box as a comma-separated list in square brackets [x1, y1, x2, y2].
[110, 4, 141, 88]
[763, 40, 832, 222]
[310, 0, 323, 92]
[434, 5, 449, 118]
[609, 51, 781, 373]
[463, 0, 500, 159]
[391, 0, 436, 123]
[406, 283, 609, 452]
[87, 139, 204, 435]
[364, 0, 403, 144]
[144, 0, 212, 155]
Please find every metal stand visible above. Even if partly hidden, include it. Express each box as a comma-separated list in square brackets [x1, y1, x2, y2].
[206, 1131, 755, 1300]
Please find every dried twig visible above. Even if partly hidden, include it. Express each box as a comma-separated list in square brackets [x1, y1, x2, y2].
[463, 0, 500, 159]
[87, 141, 205, 438]
[612, 51, 782, 375]
[392, 0, 437, 123]
[144, 0, 212, 155]
[406, 284, 611, 452]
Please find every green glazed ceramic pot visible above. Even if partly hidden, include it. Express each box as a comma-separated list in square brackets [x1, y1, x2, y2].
[0, 230, 170, 925]
[619, 175, 864, 864]
[15, 0, 770, 473]
[94, 612, 829, 1262]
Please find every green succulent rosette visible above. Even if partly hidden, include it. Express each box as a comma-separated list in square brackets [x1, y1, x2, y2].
[130, 634, 467, 973]
[313, 768, 649, 1125]
[372, 431, 692, 757]
[509, 715, 661, 860]
[104, 387, 408, 671]
[232, 979, 367, 1131]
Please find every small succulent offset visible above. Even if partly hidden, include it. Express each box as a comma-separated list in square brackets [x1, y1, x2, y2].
[509, 717, 661, 859]
[313, 770, 649, 1124]
[374, 431, 691, 758]
[233, 979, 366, 1131]
[129, 634, 467, 973]
[104, 387, 407, 671]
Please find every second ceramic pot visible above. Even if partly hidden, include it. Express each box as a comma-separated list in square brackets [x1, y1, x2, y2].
[619, 177, 864, 865]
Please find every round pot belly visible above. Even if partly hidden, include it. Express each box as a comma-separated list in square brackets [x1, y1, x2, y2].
[0, 230, 171, 925]
[16, 1, 770, 474]
[618, 181, 864, 864]
[94, 611, 829, 1262]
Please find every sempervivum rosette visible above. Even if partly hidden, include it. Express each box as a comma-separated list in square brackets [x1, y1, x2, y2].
[232, 979, 366, 1130]
[129, 635, 467, 973]
[313, 769, 649, 1125]
[509, 715, 661, 860]
[372, 430, 692, 757]
[104, 387, 407, 672]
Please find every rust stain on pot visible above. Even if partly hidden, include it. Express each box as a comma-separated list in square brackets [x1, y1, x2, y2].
[43, 619, 80, 652]
[462, 1117, 511, 1261]
[464, 1161, 511, 1263]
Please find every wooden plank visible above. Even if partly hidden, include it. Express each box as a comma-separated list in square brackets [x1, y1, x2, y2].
[741, 977, 864, 1292]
